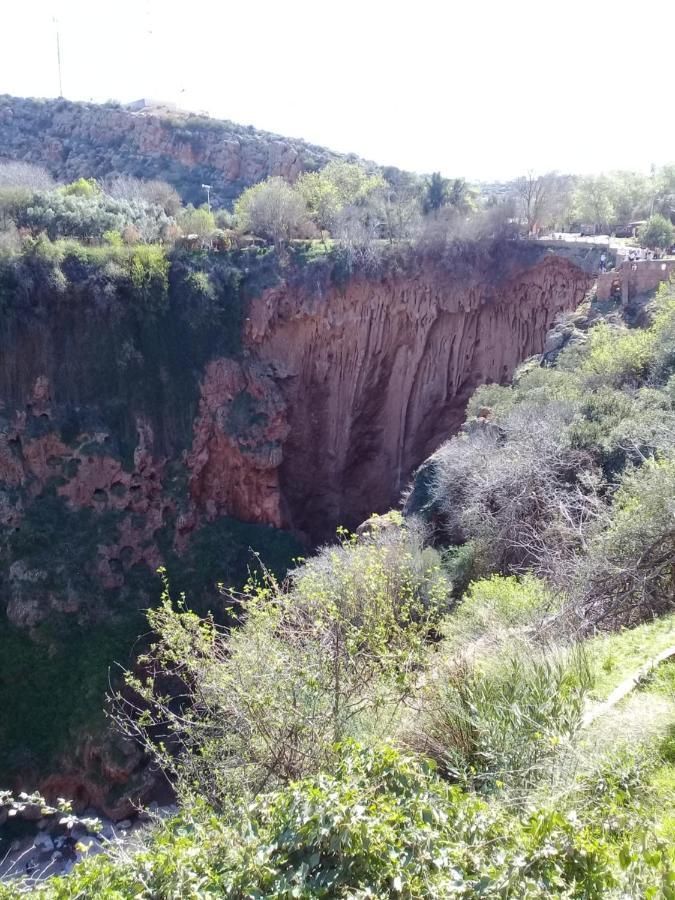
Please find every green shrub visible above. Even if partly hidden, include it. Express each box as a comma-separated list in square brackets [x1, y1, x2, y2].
[13, 189, 173, 243]
[61, 177, 100, 198]
[639, 214, 674, 250]
[579, 457, 675, 626]
[575, 322, 655, 388]
[420, 281, 675, 627]
[117, 525, 450, 805]
[410, 641, 592, 792]
[127, 243, 169, 311]
[442, 574, 556, 651]
[8, 742, 672, 898]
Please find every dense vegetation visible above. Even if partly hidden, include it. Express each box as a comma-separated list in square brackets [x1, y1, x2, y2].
[419, 280, 675, 629]
[2, 158, 674, 267]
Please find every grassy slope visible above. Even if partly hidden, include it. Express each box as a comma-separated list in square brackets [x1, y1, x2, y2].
[586, 612, 675, 700]
[583, 619, 675, 855]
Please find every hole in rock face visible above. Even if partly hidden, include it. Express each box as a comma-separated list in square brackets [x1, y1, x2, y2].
[73, 785, 89, 809]
[120, 546, 134, 565]
[92, 488, 107, 502]
[109, 558, 123, 574]
[65, 457, 81, 479]
[110, 481, 126, 497]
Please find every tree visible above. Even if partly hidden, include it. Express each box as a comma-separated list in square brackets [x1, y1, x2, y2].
[513, 171, 571, 236]
[14, 191, 172, 242]
[117, 527, 448, 804]
[639, 214, 674, 250]
[106, 175, 182, 216]
[0, 162, 54, 229]
[179, 204, 216, 241]
[61, 177, 100, 198]
[423, 172, 449, 214]
[372, 182, 422, 242]
[447, 177, 476, 215]
[653, 164, 675, 219]
[234, 177, 309, 250]
[609, 170, 651, 225]
[296, 162, 385, 233]
[573, 175, 616, 231]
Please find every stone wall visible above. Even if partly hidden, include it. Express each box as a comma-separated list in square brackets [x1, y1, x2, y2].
[597, 259, 675, 303]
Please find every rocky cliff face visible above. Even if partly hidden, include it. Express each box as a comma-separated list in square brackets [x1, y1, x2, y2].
[0, 95, 345, 206]
[240, 247, 594, 539]
[0, 241, 594, 813]
[0, 244, 595, 622]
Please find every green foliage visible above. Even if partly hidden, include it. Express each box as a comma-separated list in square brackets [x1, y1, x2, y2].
[0, 614, 144, 771]
[8, 742, 673, 898]
[413, 641, 592, 792]
[581, 458, 675, 623]
[423, 172, 449, 214]
[61, 177, 100, 198]
[296, 161, 386, 231]
[442, 574, 556, 651]
[587, 611, 675, 700]
[639, 213, 675, 250]
[164, 514, 304, 615]
[574, 321, 654, 387]
[14, 189, 173, 242]
[118, 524, 450, 805]
[573, 174, 616, 228]
[235, 176, 310, 248]
[424, 280, 675, 625]
[179, 203, 216, 238]
[127, 243, 169, 311]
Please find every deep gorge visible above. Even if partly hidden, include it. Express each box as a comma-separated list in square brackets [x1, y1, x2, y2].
[0, 239, 597, 813]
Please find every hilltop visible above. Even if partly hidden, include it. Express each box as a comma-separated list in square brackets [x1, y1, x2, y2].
[0, 95, 363, 207]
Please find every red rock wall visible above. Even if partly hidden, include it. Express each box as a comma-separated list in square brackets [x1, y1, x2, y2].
[193, 252, 591, 539]
[0, 250, 592, 563]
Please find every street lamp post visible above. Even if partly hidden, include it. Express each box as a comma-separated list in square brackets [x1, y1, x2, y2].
[201, 183, 212, 213]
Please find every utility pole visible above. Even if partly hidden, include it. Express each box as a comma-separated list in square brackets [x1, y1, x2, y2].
[53, 17, 63, 97]
[201, 183, 212, 213]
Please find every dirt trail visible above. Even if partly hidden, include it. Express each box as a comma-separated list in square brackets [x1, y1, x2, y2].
[582, 645, 675, 728]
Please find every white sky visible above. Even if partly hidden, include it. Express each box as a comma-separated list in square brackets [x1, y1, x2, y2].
[0, 0, 672, 181]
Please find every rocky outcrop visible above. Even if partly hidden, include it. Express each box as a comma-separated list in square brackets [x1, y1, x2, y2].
[0, 244, 595, 600]
[0, 95, 347, 206]
[186, 358, 288, 530]
[239, 248, 593, 538]
[0, 379, 170, 630]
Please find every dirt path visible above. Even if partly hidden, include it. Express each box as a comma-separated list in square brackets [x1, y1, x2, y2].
[582, 644, 675, 728]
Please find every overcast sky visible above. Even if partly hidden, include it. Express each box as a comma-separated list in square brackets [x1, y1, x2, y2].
[1, 0, 672, 181]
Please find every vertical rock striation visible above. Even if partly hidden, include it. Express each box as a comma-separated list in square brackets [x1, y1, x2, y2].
[240, 251, 592, 538]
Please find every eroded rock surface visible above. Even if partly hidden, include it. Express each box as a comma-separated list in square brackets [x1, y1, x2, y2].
[243, 250, 592, 538]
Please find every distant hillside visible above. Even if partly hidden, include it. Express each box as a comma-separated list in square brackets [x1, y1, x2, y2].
[0, 95, 360, 207]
